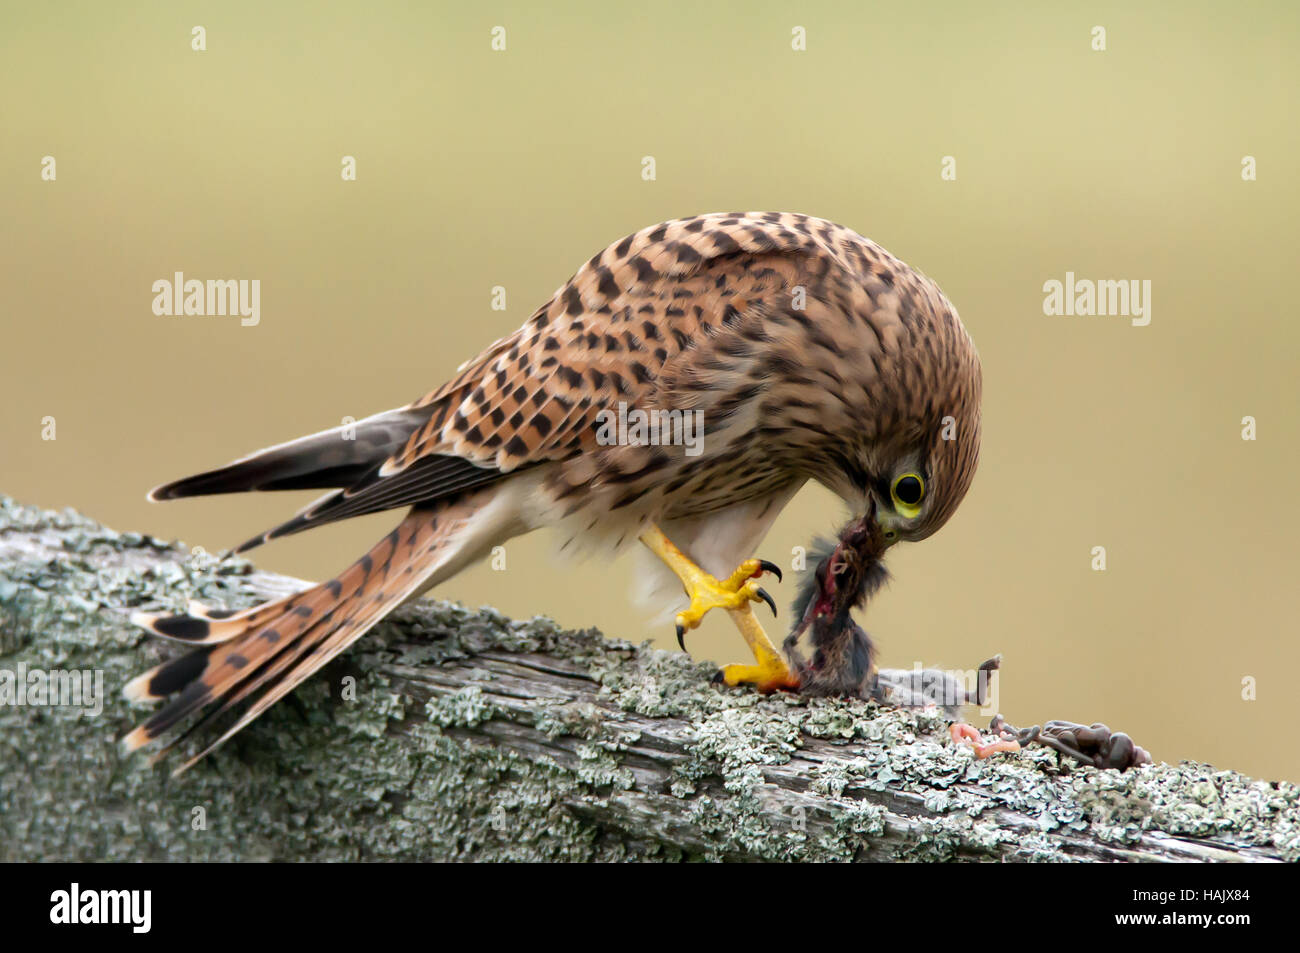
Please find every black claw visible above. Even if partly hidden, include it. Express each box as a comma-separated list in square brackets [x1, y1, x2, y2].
[756, 587, 777, 617]
[676, 624, 687, 651]
[710, 669, 725, 685]
[757, 559, 783, 582]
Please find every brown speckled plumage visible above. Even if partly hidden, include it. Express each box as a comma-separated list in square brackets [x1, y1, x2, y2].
[124, 212, 982, 771]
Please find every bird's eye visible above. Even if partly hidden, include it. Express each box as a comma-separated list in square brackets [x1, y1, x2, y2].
[891, 473, 925, 515]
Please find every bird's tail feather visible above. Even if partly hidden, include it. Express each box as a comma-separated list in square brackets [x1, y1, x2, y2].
[121, 488, 505, 774]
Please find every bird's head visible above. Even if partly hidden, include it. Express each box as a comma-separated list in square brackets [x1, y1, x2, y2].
[828, 312, 983, 548]
[867, 404, 981, 547]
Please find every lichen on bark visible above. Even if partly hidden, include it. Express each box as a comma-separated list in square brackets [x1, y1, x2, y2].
[1, 496, 1296, 862]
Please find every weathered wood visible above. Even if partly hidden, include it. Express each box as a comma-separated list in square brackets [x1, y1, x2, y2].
[1, 496, 1295, 862]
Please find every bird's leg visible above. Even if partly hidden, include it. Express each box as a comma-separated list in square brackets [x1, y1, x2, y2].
[714, 606, 801, 692]
[638, 522, 797, 692]
[638, 523, 780, 634]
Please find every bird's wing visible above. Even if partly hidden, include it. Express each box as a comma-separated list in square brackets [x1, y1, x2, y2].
[390, 211, 855, 473]
[149, 407, 433, 500]
[213, 213, 858, 548]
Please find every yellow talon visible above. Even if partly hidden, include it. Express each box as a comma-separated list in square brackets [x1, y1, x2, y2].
[715, 606, 801, 692]
[639, 523, 796, 692]
[721, 558, 767, 591]
[673, 567, 769, 632]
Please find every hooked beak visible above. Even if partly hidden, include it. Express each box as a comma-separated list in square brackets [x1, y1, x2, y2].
[868, 499, 903, 548]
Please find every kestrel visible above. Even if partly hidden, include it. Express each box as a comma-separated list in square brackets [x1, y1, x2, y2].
[121, 211, 982, 772]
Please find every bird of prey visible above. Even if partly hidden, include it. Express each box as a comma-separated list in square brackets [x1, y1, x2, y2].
[121, 211, 982, 772]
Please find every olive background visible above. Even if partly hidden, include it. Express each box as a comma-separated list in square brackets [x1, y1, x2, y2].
[4, 2, 1298, 781]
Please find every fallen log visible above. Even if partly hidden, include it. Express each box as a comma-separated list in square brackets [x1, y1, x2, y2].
[0, 496, 1295, 862]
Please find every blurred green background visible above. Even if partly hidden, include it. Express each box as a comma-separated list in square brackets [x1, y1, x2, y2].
[3, 2, 1298, 781]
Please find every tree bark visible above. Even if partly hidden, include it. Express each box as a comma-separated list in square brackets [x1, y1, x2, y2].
[1, 496, 1295, 862]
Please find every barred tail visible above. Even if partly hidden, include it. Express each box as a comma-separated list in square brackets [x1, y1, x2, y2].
[121, 488, 508, 774]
